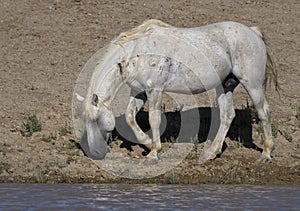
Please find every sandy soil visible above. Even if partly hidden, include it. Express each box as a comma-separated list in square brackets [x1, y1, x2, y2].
[0, 0, 299, 184]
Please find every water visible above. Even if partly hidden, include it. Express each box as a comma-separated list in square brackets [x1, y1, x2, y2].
[0, 184, 299, 210]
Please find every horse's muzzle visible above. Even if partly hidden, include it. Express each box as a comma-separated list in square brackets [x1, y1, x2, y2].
[80, 120, 109, 160]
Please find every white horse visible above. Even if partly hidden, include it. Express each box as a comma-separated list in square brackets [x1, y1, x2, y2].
[81, 19, 277, 164]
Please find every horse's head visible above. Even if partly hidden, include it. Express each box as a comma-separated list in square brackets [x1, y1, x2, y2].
[80, 93, 115, 160]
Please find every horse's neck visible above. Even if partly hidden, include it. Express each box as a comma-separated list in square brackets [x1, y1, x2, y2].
[93, 65, 126, 106]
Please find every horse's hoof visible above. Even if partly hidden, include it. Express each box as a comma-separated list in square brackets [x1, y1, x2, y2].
[198, 151, 217, 164]
[143, 157, 159, 165]
[257, 155, 272, 163]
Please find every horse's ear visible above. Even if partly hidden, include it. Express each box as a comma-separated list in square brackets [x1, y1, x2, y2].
[92, 94, 98, 106]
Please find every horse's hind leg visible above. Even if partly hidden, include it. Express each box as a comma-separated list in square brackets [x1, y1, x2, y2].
[125, 90, 152, 146]
[199, 91, 235, 163]
[244, 86, 274, 162]
[199, 75, 239, 164]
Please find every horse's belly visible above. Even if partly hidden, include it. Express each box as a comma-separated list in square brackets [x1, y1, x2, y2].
[164, 65, 229, 94]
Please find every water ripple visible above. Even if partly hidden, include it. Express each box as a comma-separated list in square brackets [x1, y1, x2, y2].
[0, 184, 299, 210]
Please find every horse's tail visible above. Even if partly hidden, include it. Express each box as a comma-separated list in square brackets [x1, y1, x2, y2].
[250, 26, 280, 92]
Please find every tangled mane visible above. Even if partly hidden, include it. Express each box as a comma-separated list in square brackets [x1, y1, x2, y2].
[114, 19, 171, 44]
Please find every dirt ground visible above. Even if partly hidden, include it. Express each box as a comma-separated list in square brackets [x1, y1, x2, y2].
[0, 0, 299, 184]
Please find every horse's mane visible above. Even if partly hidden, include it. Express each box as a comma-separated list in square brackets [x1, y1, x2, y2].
[114, 19, 171, 44]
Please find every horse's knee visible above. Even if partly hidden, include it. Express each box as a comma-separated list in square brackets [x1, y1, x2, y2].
[125, 105, 135, 126]
[262, 102, 271, 121]
[149, 110, 161, 126]
[256, 105, 271, 124]
[126, 116, 136, 130]
[226, 101, 235, 120]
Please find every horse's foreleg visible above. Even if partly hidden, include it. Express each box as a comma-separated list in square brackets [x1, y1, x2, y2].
[125, 92, 152, 146]
[144, 89, 162, 164]
[199, 90, 235, 164]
